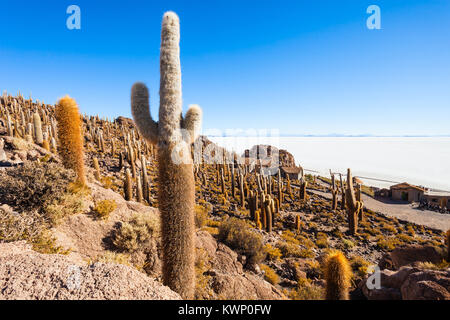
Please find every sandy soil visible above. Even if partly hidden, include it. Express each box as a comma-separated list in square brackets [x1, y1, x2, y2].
[308, 188, 450, 232]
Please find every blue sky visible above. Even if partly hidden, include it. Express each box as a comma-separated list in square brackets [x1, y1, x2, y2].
[1, 0, 449, 136]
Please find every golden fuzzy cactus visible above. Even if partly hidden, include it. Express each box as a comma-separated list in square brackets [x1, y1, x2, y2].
[130, 11, 202, 299]
[324, 250, 352, 300]
[55, 96, 86, 185]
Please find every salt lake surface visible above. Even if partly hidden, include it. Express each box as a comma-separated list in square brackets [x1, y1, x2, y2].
[209, 137, 450, 191]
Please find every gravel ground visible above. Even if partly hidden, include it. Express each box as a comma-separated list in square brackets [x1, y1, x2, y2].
[308, 188, 450, 232]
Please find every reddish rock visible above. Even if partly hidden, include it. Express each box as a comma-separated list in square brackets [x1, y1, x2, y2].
[379, 245, 442, 270]
[401, 270, 450, 300]
[195, 231, 285, 300]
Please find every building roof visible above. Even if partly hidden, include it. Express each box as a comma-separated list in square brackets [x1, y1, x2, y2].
[280, 166, 302, 174]
[424, 191, 450, 197]
[390, 183, 425, 192]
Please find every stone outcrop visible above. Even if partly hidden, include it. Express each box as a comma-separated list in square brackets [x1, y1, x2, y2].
[196, 231, 285, 300]
[360, 265, 450, 300]
[0, 241, 180, 300]
[378, 245, 443, 270]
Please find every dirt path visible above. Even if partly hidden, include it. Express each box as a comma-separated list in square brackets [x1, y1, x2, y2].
[307, 188, 450, 232]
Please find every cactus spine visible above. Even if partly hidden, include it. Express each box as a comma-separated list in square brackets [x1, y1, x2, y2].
[324, 250, 352, 300]
[55, 96, 86, 186]
[130, 12, 202, 299]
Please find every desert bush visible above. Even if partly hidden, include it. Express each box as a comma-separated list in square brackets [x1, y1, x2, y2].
[112, 213, 160, 252]
[93, 199, 117, 220]
[0, 207, 43, 242]
[0, 208, 69, 254]
[417, 260, 450, 271]
[286, 278, 324, 300]
[92, 251, 131, 266]
[195, 248, 214, 300]
[260, 264, 279, 285]
[44, 192, 85, 226]
[316, 232, 328, 248]
[0, 162, 75, 213]
[194, 205, 208, 228]
[201, 226, 219, 236]
[349, 255, 371, 278]
[218, 218, 265, 264]
[264, 243, 282, 261]
[376, 236, 400, 251]
[342, 239, 355, 249]
[276, 241, 314, 259]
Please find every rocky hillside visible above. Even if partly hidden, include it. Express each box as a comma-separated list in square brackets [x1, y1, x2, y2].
[0, 93, 449, 300]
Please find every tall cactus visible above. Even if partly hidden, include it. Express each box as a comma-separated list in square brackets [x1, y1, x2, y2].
[346, 168, 360, 235]
[33, 112, 43, 146]
[55, 96, 86, 186]
[130, 12, 202, 299]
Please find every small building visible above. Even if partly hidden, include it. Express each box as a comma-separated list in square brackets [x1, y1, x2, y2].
[390, 183, 425, 202]
[423, 191, 450, 208]
[375, 188, 390, 198]
[280, 166, 303, 180]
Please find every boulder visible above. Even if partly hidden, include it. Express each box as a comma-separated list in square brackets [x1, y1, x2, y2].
[0, 241, 180, 300]
[401, 269, 450, 300]
[379, 245, 442, 270]
[361, 265, 449, 300]
[196, 231, 285, 300]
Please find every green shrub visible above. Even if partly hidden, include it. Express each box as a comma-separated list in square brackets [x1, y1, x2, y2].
[0, 162, 75, 212]
[194, 205, 208, 228]
[260, 264, 279, 285]
[0, 207, 69, 255]
[286, 278, 324, 300]
[112, 213, 160, 252]
[93, 199, 117, 220]
[218, 218, 265, 264]
[264, 244, 282, 261]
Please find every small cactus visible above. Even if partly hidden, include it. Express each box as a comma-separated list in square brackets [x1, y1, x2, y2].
[324, 250, 352, 300]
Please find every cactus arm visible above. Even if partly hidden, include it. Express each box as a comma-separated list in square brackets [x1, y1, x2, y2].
[182, 104, 203, 143]
[131, 82, 158, 145]
[159, 11, 183, 145]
